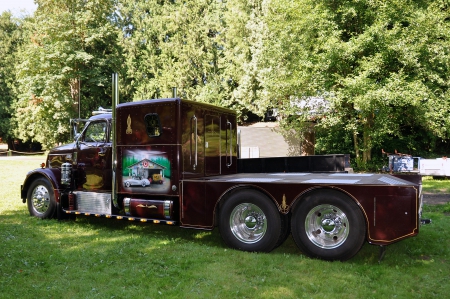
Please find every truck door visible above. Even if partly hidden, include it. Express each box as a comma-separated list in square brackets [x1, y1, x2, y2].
[182, 107, 205, 178]
[221, 116, 237, 175]
[76, 120, 112, 191]
[205, 114, 221, 176]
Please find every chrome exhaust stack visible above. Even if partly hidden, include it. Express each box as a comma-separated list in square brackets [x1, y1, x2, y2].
[112, 73, 119, 208]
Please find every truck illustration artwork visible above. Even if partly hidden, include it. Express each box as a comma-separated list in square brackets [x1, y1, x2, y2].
[123, 155, 168, 189]
[20, 80, 424, 261]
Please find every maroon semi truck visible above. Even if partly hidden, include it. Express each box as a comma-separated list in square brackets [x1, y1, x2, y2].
[20, 96, 424, 261]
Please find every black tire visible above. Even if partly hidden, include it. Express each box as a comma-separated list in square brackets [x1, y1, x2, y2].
[291, 189, 366, 261]
[27, 178, 56, 219]
[275, 213, 291, 249]
[219, 189, 282, 252]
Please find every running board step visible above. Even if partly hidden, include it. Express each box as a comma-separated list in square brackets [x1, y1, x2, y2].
[63, 210, 177, 225]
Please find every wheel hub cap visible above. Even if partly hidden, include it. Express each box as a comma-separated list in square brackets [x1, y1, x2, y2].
[32, 186, 50, 213]
[229, 203, 267, 244]
[305, 204, 349, 249]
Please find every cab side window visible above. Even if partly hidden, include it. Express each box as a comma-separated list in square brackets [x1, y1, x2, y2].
[144, 113, 162, 137]
[84, 122, 107, 143]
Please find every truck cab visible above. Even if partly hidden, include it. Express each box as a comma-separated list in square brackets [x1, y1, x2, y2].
[21, 98, 237, 220]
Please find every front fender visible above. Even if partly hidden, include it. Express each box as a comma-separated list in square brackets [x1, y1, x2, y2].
[21, 168, 62, 203]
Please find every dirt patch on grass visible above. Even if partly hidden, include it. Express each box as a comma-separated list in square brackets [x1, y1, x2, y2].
[423, 193, 450, 205]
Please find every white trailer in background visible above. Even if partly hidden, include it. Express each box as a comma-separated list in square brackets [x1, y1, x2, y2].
[419, 157, 450, 177]
[386, 153, 449, 177]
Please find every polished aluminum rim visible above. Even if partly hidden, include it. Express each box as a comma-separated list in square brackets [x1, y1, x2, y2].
[305, 204, 349, 249]
[31, 185, 51, 214]
[229, 203, 267, 244]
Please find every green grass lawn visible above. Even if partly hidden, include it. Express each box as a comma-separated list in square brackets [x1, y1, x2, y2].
[1, 157, 449, 298]
[422, 176, 450, 193]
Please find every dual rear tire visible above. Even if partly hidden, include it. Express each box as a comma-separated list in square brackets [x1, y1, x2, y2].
[290, 190, 366, 261]
[219, 188, 366, 260]
[219, 189, 285, 252]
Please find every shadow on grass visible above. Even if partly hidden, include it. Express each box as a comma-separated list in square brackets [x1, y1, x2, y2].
[1, 204, 448, 265]
[1, 207, 228, 258]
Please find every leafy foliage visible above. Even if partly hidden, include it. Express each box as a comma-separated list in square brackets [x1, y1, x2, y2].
[13, 0, 122, 149]
[118, 0, 226, 104]
[0, 0, 449, 157]
[222, 0, 272, 120]
[0, 12, 23, 143]
[263, 0, 450, 164]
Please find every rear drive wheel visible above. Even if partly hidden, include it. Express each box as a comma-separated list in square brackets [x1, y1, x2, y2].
[219, 189, 282, 252]
[291, 190, 366, 261]
[27, 178, 56, 219]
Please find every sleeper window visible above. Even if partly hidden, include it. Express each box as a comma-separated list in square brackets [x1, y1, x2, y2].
[144, 113, 162, 137]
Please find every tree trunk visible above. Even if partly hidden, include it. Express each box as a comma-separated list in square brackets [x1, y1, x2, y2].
[300, 122, 315, 156]
[362, 113, 374, 164]
[362, 131, 371, 163]
[70, 78, 80, 117]
[353, 130, 360, 160]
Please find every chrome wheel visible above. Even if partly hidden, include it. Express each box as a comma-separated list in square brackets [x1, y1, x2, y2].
[26, 177, 57, 219]
[30, 184, 51, 215]
[291, 189, 366, 260]
[229, 203, 267, 244]
[305, 204, 349, 249]
[27, 178, 56, 219]
[219, 189, 281, 252]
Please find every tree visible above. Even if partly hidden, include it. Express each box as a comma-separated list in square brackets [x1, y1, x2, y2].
[221, 0, 271, 120]
[118, 0, 273, 121]
[0, 12, 23, 144]
[264, 0, 450, 166]
[14, 0, 123, 149]
[118, 0, 228, 106]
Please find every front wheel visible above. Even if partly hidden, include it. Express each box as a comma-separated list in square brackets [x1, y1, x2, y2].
[291, 190, 366, 261]
[219, 189, 282, 252]
[27, 178, 56, 219]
